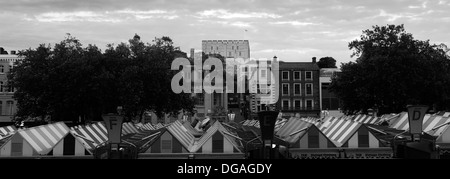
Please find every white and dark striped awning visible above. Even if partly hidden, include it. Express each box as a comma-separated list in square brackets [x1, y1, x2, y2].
[17, 122, 70, 155]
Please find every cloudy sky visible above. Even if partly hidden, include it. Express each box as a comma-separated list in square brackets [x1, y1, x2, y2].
[1, 0, 449, 65]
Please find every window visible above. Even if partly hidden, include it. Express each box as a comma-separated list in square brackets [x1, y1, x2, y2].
[306, 83, 313, 96]
[6, 101, 13, 115]
[8, 65, 12, 72]
[229, 52, 232, 56]
[261, 70, 266, 78]
[282, 100, 290, 110]
[216, 46, 218, 50]
[306, 71, 313, 80]
[237, 46, 239, 50]
[282, 83, 289, 96]
[294, 83, 301, 96]
[0, 101, 2, 115]
[294, 71, 301, 80]
[239, 52, 241, 56]
[211, 46, 213, 50]
[306, 99, 313, 109]
[0, 81, 3, 92]
[294, 99, 301, 110]
[196, 93, 204, 106]
[232, 46, 234, 50]
[0, 65, 3, 73]
[282, 71, 289, 80]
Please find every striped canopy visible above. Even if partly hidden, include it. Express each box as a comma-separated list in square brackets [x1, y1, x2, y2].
[17, 122, 70, 155]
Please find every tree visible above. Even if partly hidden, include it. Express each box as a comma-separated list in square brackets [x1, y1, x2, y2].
[330, 24, 450, 115]
[317, 57, 337, 68]
[9, 34, 195, 123]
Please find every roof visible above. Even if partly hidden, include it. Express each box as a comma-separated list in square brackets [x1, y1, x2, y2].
[17, 122, 70, 155]
[166, 120, 195, 151]
[0, 125, 16, 136]
[389, 112, 450, 134]
[353, 114, 382, 124]
[279, 61, 319, 71]
[138, 123, 155, 131]
[192, 121, 243, 152]
[276, 117, 313, 144]
[70, 122, 108, 152]
[0, 133, 14, 149]
[321, 118, 362, 146]
[122, 122, 141, 135]
[182, 121, 204, 137]
[122, 129, 164, 153]
[365, 124, 407, 146]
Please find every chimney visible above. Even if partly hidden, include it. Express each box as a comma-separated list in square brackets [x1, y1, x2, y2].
[11, 50, 16, 55]
[273, 56, 278, 62]
[312, 57, 317, 63]
[190, 48, 195, 60]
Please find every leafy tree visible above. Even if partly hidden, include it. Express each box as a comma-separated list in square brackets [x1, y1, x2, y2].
[9, 34, 195, 123]
[317, 57, 337, 68]
[330, 24, 450, 115]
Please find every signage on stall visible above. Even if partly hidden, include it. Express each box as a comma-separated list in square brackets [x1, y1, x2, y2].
[407, 105, 429, 135]
[102, 114, 123, 144]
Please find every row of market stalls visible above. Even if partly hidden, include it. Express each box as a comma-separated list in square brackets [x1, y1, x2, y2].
[240, 112, 450, 159]
[2, 110, 450, 158]
[0, 121, 171, 157]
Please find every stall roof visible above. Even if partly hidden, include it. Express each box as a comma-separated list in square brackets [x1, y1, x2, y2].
[322, 119, 362, 146]
[353, 115, 382, 124]
[0, 126, 16, 137]
[122, 128, 164, 153]
[192, 121, 244, 153]
[166, 120, 195, 151]
[276, 117, 313, 144]
[70, 122, 108, 152]
[17, 122, 70, 155]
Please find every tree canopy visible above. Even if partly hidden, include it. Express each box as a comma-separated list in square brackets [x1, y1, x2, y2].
[8, 34, 195, 123]
[330, 24, 450, 115]
[317, 57, 337, 68]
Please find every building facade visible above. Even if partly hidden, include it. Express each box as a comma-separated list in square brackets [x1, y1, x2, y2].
[202, 40, 250, 59]
[319, 68, 343, 117]
[0, 51, 21, 122]
[194, 40, 251, 121]
[276, 57, 320, 117]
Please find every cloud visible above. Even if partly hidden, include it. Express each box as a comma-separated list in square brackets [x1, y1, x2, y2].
[270, 21, 320, 26]
[25, 9, 180, 22]
[197, 9, 281, 19]
[33, 11, 121, 22]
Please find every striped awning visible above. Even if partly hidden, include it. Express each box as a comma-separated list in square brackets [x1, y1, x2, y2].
[166, 121, 195, 151]
[70, 122, 108, 152]
[122, 122, 141, 135]
[388, 112, 446, 132]
[0, 125, 16, 136]
[322, 118, 362, 146]
[17, 122, 70, 155]
[274, 119, 288, 132]
[353, 115, 382, 124]
[141, 123, 155, 131]
[276, 118, 313, 144]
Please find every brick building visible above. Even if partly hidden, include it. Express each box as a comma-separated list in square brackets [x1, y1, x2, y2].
[276, 57, 320, 117]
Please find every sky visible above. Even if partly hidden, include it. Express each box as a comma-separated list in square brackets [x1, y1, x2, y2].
[1, 0, 449, 65]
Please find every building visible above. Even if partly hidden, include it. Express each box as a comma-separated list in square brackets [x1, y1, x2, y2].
[0, 50, 21, 122]
[319, 68, 343, 117]
[276, 57, 320, 117]
[193, 40, 251, 121]
[202, 40, 250, 59]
